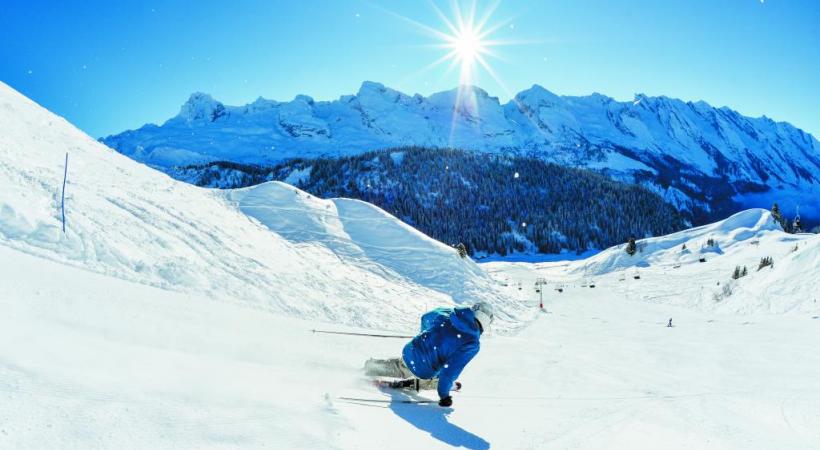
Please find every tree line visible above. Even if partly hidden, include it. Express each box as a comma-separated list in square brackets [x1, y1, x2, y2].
[177, 147, 688, 257]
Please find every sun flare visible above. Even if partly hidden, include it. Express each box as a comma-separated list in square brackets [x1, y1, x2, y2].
[386, 1, 510, 89]
[434, 3, 500, 87]
[450, 26, 484, 67]
[386, 1, 517, 139]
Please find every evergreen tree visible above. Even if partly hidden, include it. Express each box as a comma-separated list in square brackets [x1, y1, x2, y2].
[626, 237, 637, 256]
[771, 203, 787, 231]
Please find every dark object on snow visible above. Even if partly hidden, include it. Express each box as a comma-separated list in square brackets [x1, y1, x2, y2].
[771, 203, 788, 231]
[626, 237, 637, 256]
[367, 362, 439, 391]
[732, 265, 749, 279]
[633, 275, 641, 280]
[378, 378, 419, 390]
[439, 396, 453, 407]
[699, 257, 707, 263]
[667, 318, 673, 327]
[758, 256, 773, 270]
[792, 214, 803, 233]
[376, 377, 462, 392]
[455, 242, 468, 258]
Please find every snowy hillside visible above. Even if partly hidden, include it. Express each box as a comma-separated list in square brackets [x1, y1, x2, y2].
[0, 81, 525, 330]
[486, 208, 820, 315]
[102, 81, 820, 220]
[2, 81, 819, 449]
[5, 230, 820, 450]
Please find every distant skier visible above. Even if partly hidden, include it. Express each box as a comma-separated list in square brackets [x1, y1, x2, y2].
[667, 318, 673, 327]
[364, 302, 494, 407]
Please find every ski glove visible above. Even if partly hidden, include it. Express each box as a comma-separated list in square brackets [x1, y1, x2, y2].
[438, 396, 453, 407]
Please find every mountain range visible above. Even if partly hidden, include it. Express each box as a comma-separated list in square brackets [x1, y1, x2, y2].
[101, 81, 820, 223]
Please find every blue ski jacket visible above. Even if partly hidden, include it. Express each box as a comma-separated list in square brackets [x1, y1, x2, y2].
[402, 307, 481, 399]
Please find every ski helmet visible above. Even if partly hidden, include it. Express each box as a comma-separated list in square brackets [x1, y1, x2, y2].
[472, 301, 494, 333]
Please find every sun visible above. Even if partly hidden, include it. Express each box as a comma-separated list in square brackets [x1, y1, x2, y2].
[450, 26, 484, 67]
[382, 1, 519, 138]
[433, 3, 501, 87]
[385, 1, 509, 89]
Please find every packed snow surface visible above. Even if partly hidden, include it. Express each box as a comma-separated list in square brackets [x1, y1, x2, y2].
[2, 82, 820, 449]
[3, 236, 820, 449]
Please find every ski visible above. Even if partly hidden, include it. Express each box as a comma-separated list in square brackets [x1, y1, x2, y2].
[338, 396, 436, 404]
[372, 377, 462, 392]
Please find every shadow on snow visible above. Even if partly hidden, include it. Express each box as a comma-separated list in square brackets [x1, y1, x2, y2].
[387, 390, 490, 450]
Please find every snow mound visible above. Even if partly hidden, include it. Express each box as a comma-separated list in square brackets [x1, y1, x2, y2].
[0, 81, 524, 330]
[226, 182, 490, 305]
[575, 208, 782, 275]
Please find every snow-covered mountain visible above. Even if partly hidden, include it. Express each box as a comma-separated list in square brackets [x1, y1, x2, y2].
[102, 81, 820, 221]
[3, 81, 819, 449]
[0, 81, 527, 330]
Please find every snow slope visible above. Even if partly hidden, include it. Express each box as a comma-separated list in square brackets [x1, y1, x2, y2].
[101, 81, 820, 219]
[2, 82, 819, 449]
[3, 235, 820, 450]
[0, 81, 524, 330]
[485, 209, 820, 315]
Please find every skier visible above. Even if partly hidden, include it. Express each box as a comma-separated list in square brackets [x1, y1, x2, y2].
[667, 318, 673, 327]
[364, 302, 494, 407]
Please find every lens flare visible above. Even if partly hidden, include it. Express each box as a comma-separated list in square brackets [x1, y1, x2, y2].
[381, 1, 520, 141]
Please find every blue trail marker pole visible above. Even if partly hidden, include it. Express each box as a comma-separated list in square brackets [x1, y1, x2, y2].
[62, 153, 68, 234]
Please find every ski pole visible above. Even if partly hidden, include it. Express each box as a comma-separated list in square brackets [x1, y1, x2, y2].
[311, 329, 414, 339]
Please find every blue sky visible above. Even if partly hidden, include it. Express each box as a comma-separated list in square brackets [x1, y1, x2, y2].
[1, 0, 818, 138]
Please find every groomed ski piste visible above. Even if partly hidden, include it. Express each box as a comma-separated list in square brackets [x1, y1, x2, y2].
[1, 81, 819, 449]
